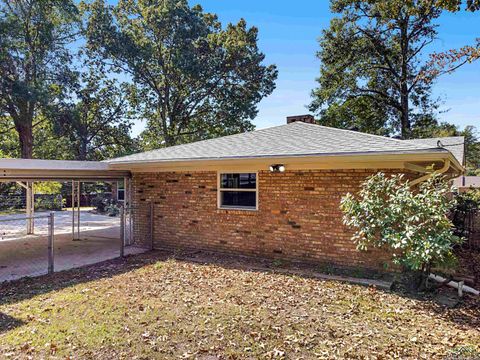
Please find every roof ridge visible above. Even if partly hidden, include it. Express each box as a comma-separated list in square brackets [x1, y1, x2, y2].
[293, 122, 436, 149]
[404, 136, 465, 141]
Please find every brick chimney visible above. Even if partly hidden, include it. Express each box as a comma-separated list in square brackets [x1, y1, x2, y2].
[286, 114, 315, 124]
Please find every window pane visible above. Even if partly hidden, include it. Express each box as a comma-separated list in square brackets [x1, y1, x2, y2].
[118, 189, 125, 201]
[221, 173, 256, 189]
[221, 191, 256, 208]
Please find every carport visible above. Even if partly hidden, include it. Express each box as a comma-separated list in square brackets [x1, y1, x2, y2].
[0, 158, 140, 282]
[0, 158, 131, 238]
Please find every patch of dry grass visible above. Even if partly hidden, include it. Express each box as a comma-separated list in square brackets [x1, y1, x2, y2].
[0, 251, 478, 359]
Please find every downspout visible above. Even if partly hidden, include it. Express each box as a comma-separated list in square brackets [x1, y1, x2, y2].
[410, 159, 450, 187]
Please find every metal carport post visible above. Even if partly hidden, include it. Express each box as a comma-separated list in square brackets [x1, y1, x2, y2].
[14, 180, 35, 234]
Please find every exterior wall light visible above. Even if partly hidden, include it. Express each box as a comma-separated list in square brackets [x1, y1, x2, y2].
[269, 164, 285, 173]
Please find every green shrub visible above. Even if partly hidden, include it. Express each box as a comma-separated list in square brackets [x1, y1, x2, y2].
[91, 195, 108, 213]
[34, 182, 62, 195]
[340, 173, 462, 288]
[91, 195, 121, 215]
[105, 202, 120, 217]
[34, 195, 64, 211]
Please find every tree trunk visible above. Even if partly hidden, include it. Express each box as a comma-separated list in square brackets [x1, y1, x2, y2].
[12, 99, 35, 159]
[399, 16, 411, 140]
[416, 264, 432, 292]
[15, 121, 34, 159]
[400, 90, 410, 139]
[78, 138, 88, 161]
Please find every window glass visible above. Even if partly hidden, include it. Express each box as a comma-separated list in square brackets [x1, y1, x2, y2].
[221, 191, 256, 208]
[219, 173, 257, 209]
[221, 173, 256, 189]
[118, 189, 125, 201]
[117, 181, 125, 201]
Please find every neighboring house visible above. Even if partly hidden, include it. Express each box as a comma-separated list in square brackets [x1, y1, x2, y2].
[107, 115, 465, 269]
[453, 176, 480, 193]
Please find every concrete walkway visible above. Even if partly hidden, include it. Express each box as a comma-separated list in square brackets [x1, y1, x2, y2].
[0, 211, 147, 283]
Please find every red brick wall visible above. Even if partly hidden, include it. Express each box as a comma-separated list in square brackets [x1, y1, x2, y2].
[132, 169, 409, 270]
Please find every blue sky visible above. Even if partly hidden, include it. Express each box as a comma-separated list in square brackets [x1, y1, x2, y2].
[132, 1, 480, 135]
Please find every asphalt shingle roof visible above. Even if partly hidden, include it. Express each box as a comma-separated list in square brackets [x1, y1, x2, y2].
[404, 137, 465, 165]
[108, 122, 451, 164]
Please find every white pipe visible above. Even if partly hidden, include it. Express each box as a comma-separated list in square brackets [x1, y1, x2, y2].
[429, 273, 479, 296]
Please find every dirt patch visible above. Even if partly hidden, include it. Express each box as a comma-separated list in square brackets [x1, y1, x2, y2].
[455, 248, 480, 286]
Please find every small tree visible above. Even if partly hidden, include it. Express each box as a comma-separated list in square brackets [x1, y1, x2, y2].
[340, 172, 462, 288]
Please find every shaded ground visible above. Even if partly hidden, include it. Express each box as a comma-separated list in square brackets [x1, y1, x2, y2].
[0, 250, 478, 359]
[455, 248, 480, 286]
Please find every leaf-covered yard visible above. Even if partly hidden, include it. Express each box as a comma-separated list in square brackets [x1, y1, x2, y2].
[0, 251, 479, 359]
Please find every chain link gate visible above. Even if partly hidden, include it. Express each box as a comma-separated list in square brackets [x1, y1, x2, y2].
[120, 201, 154, 257]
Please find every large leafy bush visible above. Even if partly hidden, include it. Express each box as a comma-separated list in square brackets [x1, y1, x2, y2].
[340, 173, 462, 278]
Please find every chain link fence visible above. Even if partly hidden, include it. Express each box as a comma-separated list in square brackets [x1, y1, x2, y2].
[0, 213, 54, 282]
[470, 211, 480, 249]
[122, 201, 154, 256]
[0, 202, 154, 283]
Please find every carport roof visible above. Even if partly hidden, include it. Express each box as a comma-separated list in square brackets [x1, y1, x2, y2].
[0, 158, 129, 182]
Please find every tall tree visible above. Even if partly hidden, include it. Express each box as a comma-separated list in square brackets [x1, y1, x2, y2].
[426, 0, 479, 77]
[0, 113, 72, 159]
[434, 0, 480, 10]
[310, 0, 443, 139]
[459, 126, 480, 174]
[53, 58, 136, 161]
[0, 0, 79, 158]
[83, 0, 277, 149]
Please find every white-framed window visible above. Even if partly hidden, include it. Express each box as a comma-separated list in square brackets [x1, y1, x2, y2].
[218, 172, 258, 210]
[117, 181, 125, 202]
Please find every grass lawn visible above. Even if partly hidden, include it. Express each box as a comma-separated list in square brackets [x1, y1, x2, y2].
[0, 251, 479, 359]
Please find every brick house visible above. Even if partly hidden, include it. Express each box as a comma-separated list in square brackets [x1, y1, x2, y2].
[107, 116, 464, 269]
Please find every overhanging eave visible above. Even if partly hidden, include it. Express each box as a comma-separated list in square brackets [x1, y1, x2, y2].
[0, 158, 131, 182]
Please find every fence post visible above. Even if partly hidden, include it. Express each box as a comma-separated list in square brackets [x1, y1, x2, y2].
[120, 205, 125, 258]
[150, 201, 154, 250]
[48, 212, 55, 274]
